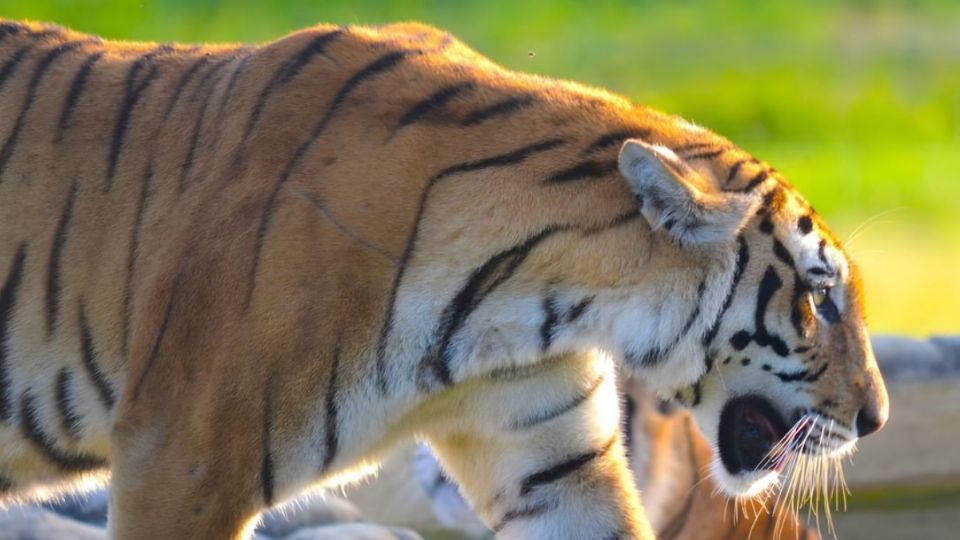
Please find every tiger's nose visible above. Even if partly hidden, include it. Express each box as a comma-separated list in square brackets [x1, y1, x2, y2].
[855, 404, 887, 437]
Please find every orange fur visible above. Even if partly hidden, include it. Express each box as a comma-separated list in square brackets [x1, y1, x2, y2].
[0, 20, 886, 539]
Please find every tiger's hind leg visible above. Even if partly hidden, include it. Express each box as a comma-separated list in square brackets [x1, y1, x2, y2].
[424, 352, 655, 539]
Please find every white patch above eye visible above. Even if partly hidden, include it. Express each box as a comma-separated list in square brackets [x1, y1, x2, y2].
[794, 232, 849, 315]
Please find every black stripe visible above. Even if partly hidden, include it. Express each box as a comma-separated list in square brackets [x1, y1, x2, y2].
[0, 44, 32, 93]
[539, 294, 560, 352]
[20, 391, 107, 472]
[673, 142, 715, 154]
[545, 159, 617, 184]
[261, 381, 274, 506]
[277, 30, 344, 84]
[690, 379, 703, 406]
[518, 435, 616, 496]
[750, 266, 790, 356]
[491, 501, 552, 533]
[178, 56, 237, 193]
[421, 227, 562, 387]
[771, 368, 808, 383]
[627, 347, 665, 367]
[0, 475, 12, 492]
[237, 30, 344, 161]
[566, 296, 593, 323]
[121, 163, 154, 362]
[681, 279, 706, 336]
[724, 157, 759, 186]
[306, 49, 410, 141]
[321, 344, 341, 471]
[622, 394, 637, 459]
[105, 46, 172, 191]
[702, 236, 749, 347]
[683, 148, 727, 161]
[163, 53, 212, 118]
[725, 169, 769, 193]
[55, 368, 82, 438]
[393, 82, 476, 133]
[461, 94, 534, 126]
[0, 244, 27, 423]
[244, 49, 410, 310]
[759, 215, 775, 234]
[790, 269, 807, 338]
[78, 301, 116, 410]
[213, 53, 251, 125]
[430, 139, 567, 183]
[0, 40, 85, 177]
[130, 276, 177, 401]
[56, 51, 103, 142]
[0, 22, 25, 44]
[374, 138, 567, 392]
[512, 373, 604, 429]
[581, 129, 650, 155]
[45, 181, 78, 338]
[804, 363, 829, 383]
[756, 267, 783, 332]
[773, 238, 795, 267]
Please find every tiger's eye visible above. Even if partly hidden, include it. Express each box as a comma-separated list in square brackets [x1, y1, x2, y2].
[811, 286, 829, 307]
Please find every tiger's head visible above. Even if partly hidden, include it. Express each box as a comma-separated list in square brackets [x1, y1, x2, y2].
[611, 138, 889, 499]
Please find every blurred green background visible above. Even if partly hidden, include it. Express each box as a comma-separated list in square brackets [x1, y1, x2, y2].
[2, 0, 957, 335]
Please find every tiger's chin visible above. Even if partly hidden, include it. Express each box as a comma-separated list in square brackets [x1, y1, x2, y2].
[710, 459, 781, 498]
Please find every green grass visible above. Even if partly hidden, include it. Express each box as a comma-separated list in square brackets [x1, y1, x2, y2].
[2, 0, 957, 334]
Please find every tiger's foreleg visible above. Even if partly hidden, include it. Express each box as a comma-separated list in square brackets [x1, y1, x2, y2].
[425, 352, 655, 539]
[107, 372, 268, 540]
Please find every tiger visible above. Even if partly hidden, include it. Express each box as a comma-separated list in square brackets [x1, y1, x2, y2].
[0, 19, 888, 540]
[348, 373, 819, 540]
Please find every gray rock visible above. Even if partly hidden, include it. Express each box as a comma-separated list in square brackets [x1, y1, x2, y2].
[257, 496, 364, 537]
[0, 506, 105, 540]
[40, 489, 109, 527]
[281, 523, 422, 540]
[873, 335, 960, 381]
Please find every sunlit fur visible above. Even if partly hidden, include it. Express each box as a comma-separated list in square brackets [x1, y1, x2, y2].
[0, 19, 886, 539]
[351, 373, 820, 539]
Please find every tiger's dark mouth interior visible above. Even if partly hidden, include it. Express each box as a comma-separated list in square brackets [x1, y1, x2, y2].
[718, 395, 789, 474]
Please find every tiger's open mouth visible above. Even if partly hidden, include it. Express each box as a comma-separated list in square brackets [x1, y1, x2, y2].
[718, 395, 790, 475]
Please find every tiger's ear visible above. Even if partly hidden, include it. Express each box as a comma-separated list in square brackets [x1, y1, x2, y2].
[617, 139, 758, 245]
